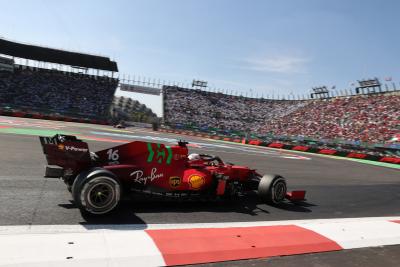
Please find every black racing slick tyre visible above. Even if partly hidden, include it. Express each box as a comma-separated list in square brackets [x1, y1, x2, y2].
[72, 168, 121, 215]
[258, 174, 287, 205]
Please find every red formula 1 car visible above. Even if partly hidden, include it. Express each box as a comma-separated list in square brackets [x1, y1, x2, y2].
[39, 134, 306, 215]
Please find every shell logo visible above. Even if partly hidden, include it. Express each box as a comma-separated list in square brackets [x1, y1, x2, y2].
[58, 144, 65, 150]
[189, 174, 205, 190]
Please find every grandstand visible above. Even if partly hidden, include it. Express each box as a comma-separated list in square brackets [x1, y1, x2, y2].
[163, 86, 400, 145]
[163, 85, 306, 134]
[262, 93, 400, 144]
[0, 38, 118, 121]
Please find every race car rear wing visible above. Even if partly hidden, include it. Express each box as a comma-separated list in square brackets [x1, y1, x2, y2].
[39, 135, 92, 178]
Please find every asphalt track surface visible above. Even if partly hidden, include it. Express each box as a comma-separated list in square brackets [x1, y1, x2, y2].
[197, 245, 400, 267]
[0, 116, 399, 266]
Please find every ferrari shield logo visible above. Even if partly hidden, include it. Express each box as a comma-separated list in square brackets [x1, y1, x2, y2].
[169, 176, 181, 188]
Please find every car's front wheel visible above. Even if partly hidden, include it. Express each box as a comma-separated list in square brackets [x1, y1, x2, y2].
[258, 174, 287, 204]
[72, 169, 121, 215]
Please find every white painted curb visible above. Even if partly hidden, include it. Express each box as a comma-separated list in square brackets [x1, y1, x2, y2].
[0, 216, 399, 266]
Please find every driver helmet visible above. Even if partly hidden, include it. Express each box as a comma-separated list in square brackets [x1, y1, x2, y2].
[188, 153, 201, 161]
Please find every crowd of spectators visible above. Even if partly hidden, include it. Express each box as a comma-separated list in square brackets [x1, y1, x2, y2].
[164, 87, 400, 144]
[262, 94, 400, 143]
[1, 68, 398, 144]
[164, 87, 306, 132]
[0, 67, 118, 119]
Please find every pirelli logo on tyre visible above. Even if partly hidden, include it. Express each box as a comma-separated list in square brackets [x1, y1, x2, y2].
[169, 176, 181, 188]
[189, 174, 205, 190]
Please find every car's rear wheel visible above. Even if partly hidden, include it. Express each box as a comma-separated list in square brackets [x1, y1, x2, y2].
[72, 169, 121, 215]
[258, 174, 287, 204]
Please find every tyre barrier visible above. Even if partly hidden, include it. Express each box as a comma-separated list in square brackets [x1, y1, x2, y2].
[380, 157, 400, 164]
[159, 129, 400, 165]
[248, 140, 262, 146]
[347, 152, 368, 159]
[268, 143, 284, 148]
[318, 149, 338, 155]
[292, 145, 310, 152]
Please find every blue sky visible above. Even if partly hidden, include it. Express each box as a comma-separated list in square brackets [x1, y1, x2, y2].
[1, 0, 399, 116]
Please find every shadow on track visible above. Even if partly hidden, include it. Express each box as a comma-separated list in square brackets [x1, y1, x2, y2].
[80, 204, 148, 226]
[272, 200, 316, 213]
[58, 201, 147, 225]
[58, 195, 316, 225]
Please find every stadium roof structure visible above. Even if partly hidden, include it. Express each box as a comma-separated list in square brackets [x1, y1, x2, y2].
[0, 38, 118, 72]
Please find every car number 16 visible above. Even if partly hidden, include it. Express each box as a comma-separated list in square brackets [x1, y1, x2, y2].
[107, 149, 119, 161]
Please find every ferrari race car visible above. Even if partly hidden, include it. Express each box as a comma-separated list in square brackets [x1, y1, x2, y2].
[40, 134, 306, 215]
[113, 122, 126, 129]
